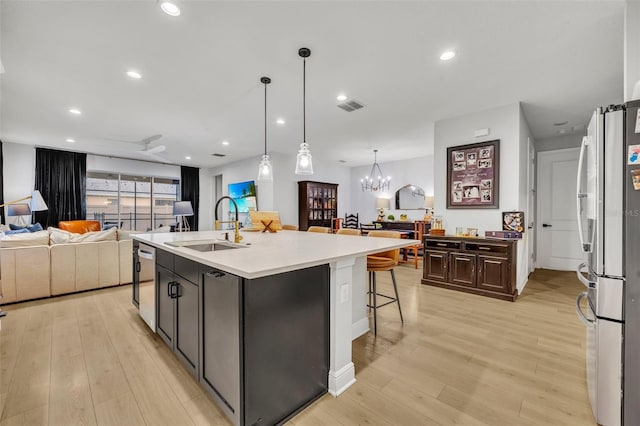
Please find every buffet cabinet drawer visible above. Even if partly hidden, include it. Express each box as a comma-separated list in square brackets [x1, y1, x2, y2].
[464, 242, 509, 255]
[425, 239, 461, 251]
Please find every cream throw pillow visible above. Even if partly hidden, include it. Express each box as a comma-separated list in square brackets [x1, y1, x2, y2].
[49, 226, 117, 245]
[0, 230, 50, 247]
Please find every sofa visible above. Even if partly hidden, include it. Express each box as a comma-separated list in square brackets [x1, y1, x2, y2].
[0, 225, 137, 304]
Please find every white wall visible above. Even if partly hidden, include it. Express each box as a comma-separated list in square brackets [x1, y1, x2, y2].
[202, 151, 351, 230]
[349, 155, 434, 224]
[536, 134, 582, 152]
[2, 142, 36, 225]
[518, 105, 536, 290]
[87, 155, 180, 179]
[434, 103, 530, 291]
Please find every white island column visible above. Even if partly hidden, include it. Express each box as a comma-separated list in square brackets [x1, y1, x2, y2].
[328, 256, 360, 396]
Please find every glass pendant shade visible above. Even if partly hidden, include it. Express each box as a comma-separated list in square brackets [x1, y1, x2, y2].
[295, 142, 313, 175]
[258, 154, 273, 181]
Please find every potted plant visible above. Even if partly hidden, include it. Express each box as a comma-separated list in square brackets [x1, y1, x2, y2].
[387, 214, 395, 221]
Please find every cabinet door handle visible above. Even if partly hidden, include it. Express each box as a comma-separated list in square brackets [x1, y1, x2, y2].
[478, 247, 491, 251]
[136, 261, 141, 273]
[206, 271, 225, 278]
[175, 283, 182, 298]
[167, 281, 173, 298]
[168, 282, 178, 298]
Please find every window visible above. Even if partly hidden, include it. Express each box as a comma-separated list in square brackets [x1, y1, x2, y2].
[86, 172, 179, 231]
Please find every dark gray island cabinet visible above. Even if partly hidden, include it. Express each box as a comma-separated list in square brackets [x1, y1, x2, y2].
[154, 247, 329, 426]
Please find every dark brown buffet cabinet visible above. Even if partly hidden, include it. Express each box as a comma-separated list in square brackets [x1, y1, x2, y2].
[421, 235, 518, 301]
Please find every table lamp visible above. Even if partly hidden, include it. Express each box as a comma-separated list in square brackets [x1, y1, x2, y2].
[173, 201, 194, 232]
[376, 198, 390, 221]
[7, 203, 32, 226]
[424, 196, 434, 221]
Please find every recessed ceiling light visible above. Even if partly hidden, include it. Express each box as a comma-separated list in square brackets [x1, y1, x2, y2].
[222, 140, 230, 146]
[126, 70, 142, 79]
[440, 51, 456, 61]
[553, 121, 569, 126]
[66, 138, 75, 143]
[160, 1, 181, 16]
[276, 118, 285, 125]
[69, 108, 82, 115]
[185, 156, 191, 160]
[337, 94, 347, 102]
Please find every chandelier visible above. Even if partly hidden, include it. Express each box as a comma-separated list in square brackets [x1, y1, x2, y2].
[361, 149, 391, 192]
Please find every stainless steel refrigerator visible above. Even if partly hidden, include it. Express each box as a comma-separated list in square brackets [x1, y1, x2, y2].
[576, 100, 640, 426]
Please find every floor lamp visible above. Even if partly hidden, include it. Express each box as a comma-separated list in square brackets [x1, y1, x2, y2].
[173, 201, 194, 232]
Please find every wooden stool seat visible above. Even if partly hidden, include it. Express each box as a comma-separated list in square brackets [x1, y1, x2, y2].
[366, 256, 396, 270]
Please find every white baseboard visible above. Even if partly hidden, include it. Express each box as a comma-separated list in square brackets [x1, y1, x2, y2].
[328, 362, 356, 397]
[351, 317, 369, 340]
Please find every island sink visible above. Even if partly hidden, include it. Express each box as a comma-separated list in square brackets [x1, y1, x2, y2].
[165, 239, 248, 252]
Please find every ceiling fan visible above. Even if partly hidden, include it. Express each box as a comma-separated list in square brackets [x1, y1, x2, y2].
[103, 134, 169, 163]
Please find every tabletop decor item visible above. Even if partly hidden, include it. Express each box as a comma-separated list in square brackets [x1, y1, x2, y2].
[447, 140, 500, 209]
[502, 211, 525, 232]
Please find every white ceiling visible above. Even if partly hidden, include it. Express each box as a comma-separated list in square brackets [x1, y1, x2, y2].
[0, 1, 624, 168]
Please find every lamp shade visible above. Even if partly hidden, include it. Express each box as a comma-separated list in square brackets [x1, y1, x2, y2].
[376, 198, 390, 210]
[29, 190, 48, 212]
[173, 201, 194, 217]
[7, 203, 31, 216]
[424, 196, 434, 209]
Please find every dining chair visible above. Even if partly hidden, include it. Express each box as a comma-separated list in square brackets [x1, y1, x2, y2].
[366, 230, 403, 335]
[335, 228, 361, 236]
[343, 213, 359, 229]
[403, 220, 429, 269]
[307, 226, 331, 233]
[282, 224, 299, 231]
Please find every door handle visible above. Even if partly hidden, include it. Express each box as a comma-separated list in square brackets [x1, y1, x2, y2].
[136, 261, 141, 273]
[576, 262, 594, 289]
[576, 292, 595, 326]
[542, 223, 552, 228]
[206, 271, 225, 278]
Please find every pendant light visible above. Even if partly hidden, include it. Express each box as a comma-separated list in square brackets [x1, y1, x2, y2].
[257, 76, 273, 181]
[295, 47, 313, 175]
[361, 149, 391, 192]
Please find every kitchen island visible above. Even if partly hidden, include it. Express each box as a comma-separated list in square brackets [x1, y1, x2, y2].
[132, 229, 417, 426]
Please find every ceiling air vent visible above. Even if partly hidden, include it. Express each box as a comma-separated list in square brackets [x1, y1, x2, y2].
[212, 153, 227, 157]
[337, 99, 365, 112]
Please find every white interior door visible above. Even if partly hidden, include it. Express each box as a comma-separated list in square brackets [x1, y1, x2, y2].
[537, 147, 586, 270]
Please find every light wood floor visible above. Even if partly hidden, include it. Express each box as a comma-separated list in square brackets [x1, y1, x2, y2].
[0, 264, 595, 426]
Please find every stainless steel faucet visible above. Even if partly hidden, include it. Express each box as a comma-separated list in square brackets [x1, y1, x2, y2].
[214, 196, 242, 243]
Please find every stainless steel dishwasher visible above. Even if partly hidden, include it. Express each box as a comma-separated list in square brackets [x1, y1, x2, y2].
[138, 243, 156, 331]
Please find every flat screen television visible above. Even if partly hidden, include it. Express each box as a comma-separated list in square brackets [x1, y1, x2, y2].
[228, 180, 257, 213]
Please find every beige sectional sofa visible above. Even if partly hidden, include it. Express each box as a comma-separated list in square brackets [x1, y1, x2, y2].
[0, 228, 135, 304]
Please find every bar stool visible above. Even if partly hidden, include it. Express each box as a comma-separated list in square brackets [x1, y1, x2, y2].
[335, 228, 361, 236]
[366, 230, 403, 335]
[307, 226, 331, 233]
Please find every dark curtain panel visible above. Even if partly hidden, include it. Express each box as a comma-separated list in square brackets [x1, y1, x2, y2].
[34, 148, 87, 228]
[0, 140, 4, 224]
[180, 166, 200, 231]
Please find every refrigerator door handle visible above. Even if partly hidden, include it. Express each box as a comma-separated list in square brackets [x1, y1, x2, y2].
[576, 292, 595, 326]
[576, 262, 594, 289]
[576, 136, 592, 253]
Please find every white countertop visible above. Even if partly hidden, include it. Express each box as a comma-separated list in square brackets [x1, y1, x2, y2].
[133, 230, 419, 279]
